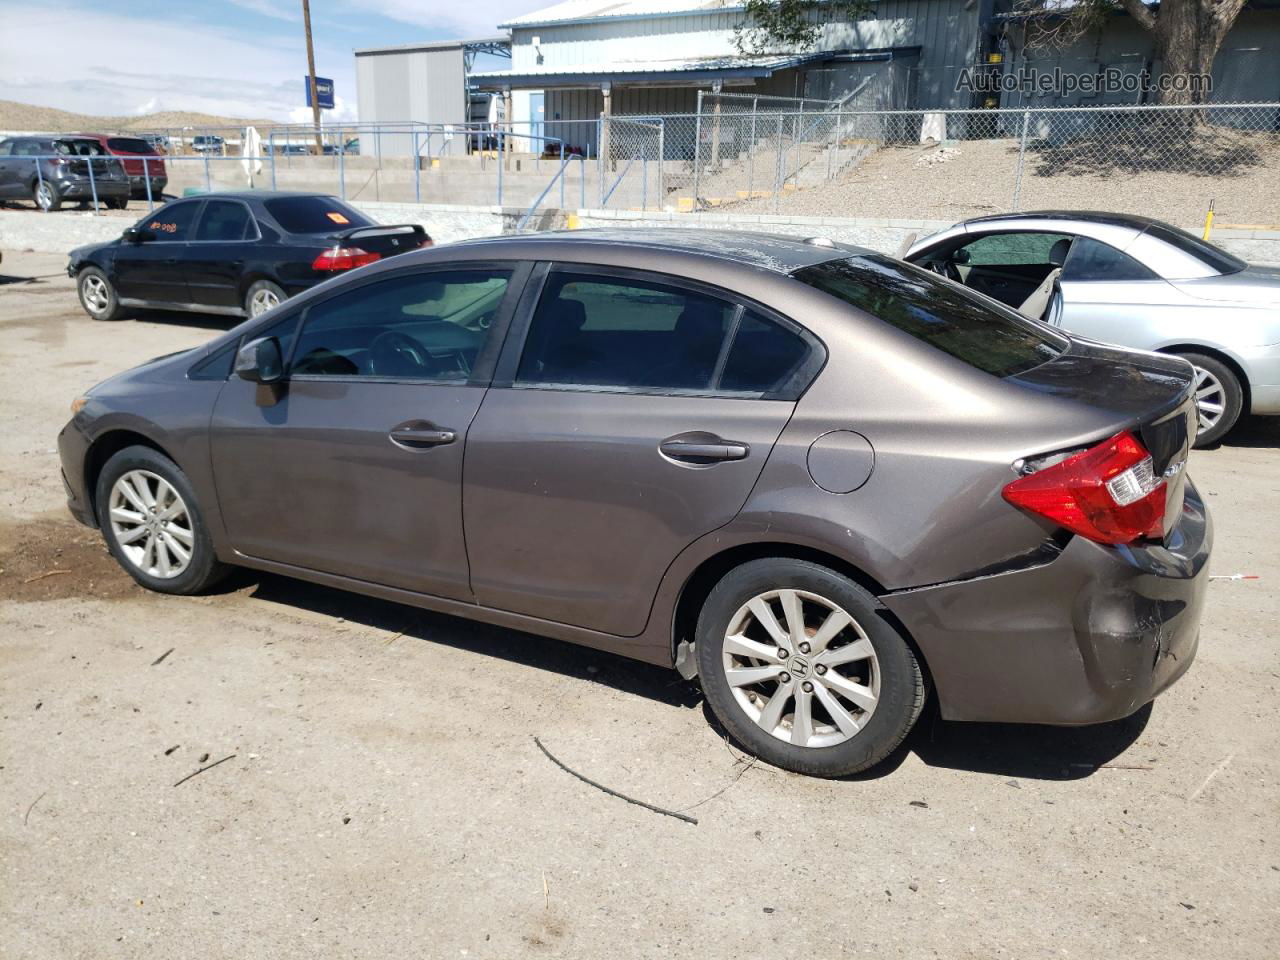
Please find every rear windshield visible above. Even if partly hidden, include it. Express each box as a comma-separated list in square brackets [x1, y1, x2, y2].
[1141, 220, 1246, 275]
[107, 137, 155, 154]
[54, 139, 105, 156]
[793, 255, 1068, 378]
[263, 196, 374, 235]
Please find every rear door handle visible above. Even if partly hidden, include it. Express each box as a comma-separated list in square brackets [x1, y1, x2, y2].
[659, 434, 750, 463]
[389, 422, 456, 450]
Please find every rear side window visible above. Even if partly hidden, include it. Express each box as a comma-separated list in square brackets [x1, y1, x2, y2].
[263, 197, 373, 234]
[107, 137, 154, 154]
[1062, 237, 1159, 282]
[194, 200, 256, 242]
[1141, 221, 1246, 275]
[516, 272, 814, 397]
[794, 255, 1067, 378]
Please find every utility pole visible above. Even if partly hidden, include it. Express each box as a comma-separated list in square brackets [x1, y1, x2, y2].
[302, 0, 323, 155]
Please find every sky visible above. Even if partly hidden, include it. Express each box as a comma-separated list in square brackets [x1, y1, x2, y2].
[0, 0, 547, 122]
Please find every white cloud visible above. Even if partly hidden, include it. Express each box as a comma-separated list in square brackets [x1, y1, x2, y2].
[0, 3, 355, 123]
[350, 0, 548, 36]
[228, 0, 300, 22]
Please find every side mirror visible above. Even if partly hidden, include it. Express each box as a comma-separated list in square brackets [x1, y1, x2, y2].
[122, 227, 155, 244]
[235, 337, 284, 384]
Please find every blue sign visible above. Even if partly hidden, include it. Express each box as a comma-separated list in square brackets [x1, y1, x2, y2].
[305, 76, 335, 110]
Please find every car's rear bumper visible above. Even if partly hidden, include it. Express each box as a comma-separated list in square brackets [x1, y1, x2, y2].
[882, 481, 1212, 725]
[57, 417, 96, 528]
[58, 178, 130, 199]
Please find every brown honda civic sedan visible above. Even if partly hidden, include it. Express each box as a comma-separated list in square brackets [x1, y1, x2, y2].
[58, 230, 1211, 777]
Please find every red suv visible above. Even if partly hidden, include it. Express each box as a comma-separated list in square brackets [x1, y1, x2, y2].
[72, 133, 167, 199]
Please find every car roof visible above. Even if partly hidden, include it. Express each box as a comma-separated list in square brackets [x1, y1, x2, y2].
[166, 190, 340, 202]
[452, 229, 866, 274]
[964, 211, 1169, 231]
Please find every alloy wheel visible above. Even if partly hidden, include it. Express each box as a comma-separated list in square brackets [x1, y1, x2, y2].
[35, 183, 53, 210]
[1192, 365, 1226, 434]
[249, 288, 280, 317]
[108, 470, 195, 579]
[81, 274, 110, 315]
[722, 588, 880, 749]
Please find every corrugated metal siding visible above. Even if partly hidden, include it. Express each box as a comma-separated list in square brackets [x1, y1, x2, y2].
[355, 47, 469, 155]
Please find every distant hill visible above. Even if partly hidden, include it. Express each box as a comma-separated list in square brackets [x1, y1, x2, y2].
[0, 99, 279, 133]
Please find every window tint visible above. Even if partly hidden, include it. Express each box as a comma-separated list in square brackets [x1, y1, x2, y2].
[107, 137, 155, 154]
[15, 140, 49, 156]
[0, 141, 11, 157]
[516, 273, 736, 391]
[263, 196, 373, 234]
[143, 201, 201, 242]
[290, 270, 509, 379]
[59, 138, 105, 156]
[194, 200, 255, 242]
[188, 343, 236, 381]
[794, 255, 1067, 378]
[958, 232, 1073, 266]
[1141, 220, 1246, 275]
[252, 311, 301, 365]
[1062, 237, 1159, 282]
[720, 311, 811, 394]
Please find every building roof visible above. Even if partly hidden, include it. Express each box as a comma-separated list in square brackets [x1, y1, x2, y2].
[355, 36, 509, 57]
[500, 1, 740, 29]
[471, 50, 829, 88]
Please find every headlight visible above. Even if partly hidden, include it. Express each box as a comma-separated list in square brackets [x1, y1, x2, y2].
[70, 395, 89, 416]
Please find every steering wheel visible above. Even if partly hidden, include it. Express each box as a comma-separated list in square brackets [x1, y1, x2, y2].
[368, 331, 436, 378]
[928, 259, 963, 283]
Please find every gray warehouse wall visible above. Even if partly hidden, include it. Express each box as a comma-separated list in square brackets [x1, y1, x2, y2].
[356, 45, 467, 156]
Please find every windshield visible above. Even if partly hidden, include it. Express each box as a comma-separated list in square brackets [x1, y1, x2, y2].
[263, 196, 374, 235]
[793, 255, 1068, 378]
[1141, 220, 1246, 275]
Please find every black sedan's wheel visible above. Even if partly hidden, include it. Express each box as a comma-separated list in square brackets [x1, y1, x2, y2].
[697, 558, 926, 778]
[95, 445, 230, 595]
[33, 179, 61, 211]
[77, 267, 123, 321]
[245, 280, 286, 318]
[1179, 352, 1244, 447]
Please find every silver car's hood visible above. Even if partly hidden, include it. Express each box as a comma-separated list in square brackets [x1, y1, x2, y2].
[1172, 265, 1280, 306]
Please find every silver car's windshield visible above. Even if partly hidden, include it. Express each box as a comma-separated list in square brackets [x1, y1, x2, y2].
[1141, 221, 1246, 276]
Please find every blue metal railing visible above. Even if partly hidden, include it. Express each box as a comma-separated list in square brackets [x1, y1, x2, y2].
[516, 153, 588, 231]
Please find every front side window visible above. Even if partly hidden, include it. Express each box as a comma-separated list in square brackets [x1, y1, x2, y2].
[194, 200, 255, 242]
[143, 201, 201, 241]
[794, 255, 1067, 378]
[290, 269, 510, 380]
[1062, 237, 1159, 282]
[957, 232, 1073, 266]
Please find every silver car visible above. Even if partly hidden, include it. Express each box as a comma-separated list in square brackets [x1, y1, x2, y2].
[906, 212, 1280, 446]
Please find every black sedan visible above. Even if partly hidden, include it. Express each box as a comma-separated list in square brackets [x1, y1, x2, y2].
[68, 192, 431, 321]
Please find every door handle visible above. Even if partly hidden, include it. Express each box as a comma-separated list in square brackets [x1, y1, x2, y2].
[389, 422, 456, 450]
[659, 434, 750, 464]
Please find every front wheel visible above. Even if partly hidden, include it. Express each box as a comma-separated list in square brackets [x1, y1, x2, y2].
[1179, 352, 1244, 447]
[696, 558, 926, 778]
[77, 266, 123, 321]
[245, 279, 286, 318]
[95, 445, 230, 595]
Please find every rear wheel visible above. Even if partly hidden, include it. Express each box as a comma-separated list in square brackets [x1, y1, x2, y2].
[33, 179, 61, 211]
[1179, 352, 1243, 447]
[95, 445, 230, 595]
[696, 558, 926, 777]
[245, 279, 285, 318]
[77, 266, 123, 321]
[107, 196, 129, 210]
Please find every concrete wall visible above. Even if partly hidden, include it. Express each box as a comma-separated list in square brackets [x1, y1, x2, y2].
[3, 204, 1276, 265]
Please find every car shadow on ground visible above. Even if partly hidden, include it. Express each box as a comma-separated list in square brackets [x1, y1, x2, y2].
[1220, 414, 1280, 449]
[237, 569, 1153, 779]
[127, 309, 243, 332]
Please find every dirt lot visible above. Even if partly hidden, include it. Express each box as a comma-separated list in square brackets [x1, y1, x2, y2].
[1, 251, 1277, 959]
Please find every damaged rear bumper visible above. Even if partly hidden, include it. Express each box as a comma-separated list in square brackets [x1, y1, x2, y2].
[882, 481, 1212, 725]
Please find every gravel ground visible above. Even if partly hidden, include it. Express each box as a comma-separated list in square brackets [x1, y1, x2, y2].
[723, 138, 1280, 226]
[1, 252, 1279, 959]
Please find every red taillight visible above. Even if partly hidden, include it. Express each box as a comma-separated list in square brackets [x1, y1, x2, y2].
[311, 246, 380, 272]
[1002, 431, 1165, 544]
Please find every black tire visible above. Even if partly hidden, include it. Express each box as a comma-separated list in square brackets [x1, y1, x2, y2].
[33, 179, 61, 211]
[244, 279, 286, 319]
[697, 558, 925, 778]
[95, 445, 230, 595]
[76, 266, 124, 321]
[1178, 351, 1244, 447]
[107, 196, 129, 210]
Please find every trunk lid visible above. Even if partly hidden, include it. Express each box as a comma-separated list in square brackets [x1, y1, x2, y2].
[330, 223, 430, 259]
[1009, 337, 1196, 540]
